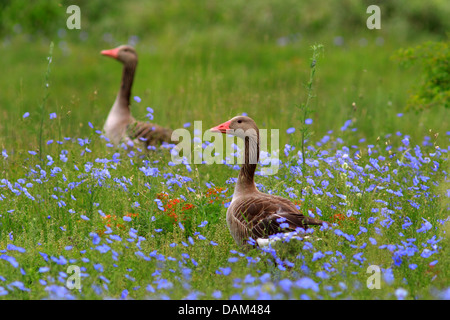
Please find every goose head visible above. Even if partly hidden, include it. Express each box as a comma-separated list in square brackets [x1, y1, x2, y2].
[210, 116, 259, 140]
[211, 116, 260, 165]
[101, 45, 138, 65]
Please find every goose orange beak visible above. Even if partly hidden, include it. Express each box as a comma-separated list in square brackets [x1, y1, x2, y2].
[210, 120, 231, 133]
[101, 48, 120, 59]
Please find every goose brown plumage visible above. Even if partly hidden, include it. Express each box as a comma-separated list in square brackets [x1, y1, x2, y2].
[101, 45, 173, 148]
[211, 116, 326, 247]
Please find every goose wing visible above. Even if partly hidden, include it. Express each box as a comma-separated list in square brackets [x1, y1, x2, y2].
[126, 121, 173, 147]
[227, 194, 323, 245]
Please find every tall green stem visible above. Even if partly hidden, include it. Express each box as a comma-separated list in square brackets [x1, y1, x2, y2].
[300, 44, 323, 169]
[38, 42, 54, 162]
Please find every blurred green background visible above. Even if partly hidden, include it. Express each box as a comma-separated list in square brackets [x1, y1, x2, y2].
[0, 0, 449, 150]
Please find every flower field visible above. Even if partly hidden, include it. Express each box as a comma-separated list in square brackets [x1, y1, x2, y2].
[1, 112, 448, 299]
[0, 0, 449, 302]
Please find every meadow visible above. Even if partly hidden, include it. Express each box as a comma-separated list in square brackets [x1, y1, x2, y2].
[0, 0, 449, 300]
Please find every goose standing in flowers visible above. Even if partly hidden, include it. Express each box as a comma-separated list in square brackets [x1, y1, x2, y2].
[210, 116, 326, 247]
[101, 45, 173, 148]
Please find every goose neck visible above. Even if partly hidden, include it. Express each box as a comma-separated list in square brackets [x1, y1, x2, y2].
[118, 60, 137, 107]
[236, 134, 259, 193]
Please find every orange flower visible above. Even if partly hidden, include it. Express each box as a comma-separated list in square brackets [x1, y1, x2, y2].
[155, 195, 195, 223]
[331, 213, 356, 225]
[97, 213, 132, 234]
[125, 212, 139, 218]
[182, 203, 195, 211]
[156, 192, 170, 200]
[205, 187, 228, 204]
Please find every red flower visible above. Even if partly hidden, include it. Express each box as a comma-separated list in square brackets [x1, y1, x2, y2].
[330, 213, 356, 225]
[155, 193, 195, 223]
[205, 187, 228, 204]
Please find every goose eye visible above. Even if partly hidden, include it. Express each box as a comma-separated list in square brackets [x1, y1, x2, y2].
[237, 120, 242, 124]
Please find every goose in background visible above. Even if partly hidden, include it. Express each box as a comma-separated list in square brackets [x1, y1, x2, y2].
[101, 45, 173, 148]
[210, 116, 326, 247]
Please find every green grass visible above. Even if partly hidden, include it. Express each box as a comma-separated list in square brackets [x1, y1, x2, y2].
[0, 1, 449, 300]
[2, 34, 448, 148]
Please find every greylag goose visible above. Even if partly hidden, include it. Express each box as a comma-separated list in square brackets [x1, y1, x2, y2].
[211, 116, 326, 247]
[101, 45, 173, 148]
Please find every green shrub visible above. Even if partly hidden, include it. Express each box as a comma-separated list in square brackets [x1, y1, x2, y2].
[0, 1, 61, 36]
[1, 0, 449, 41]
[395, 39, 449, 110]
[0, 0, 121, 37]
